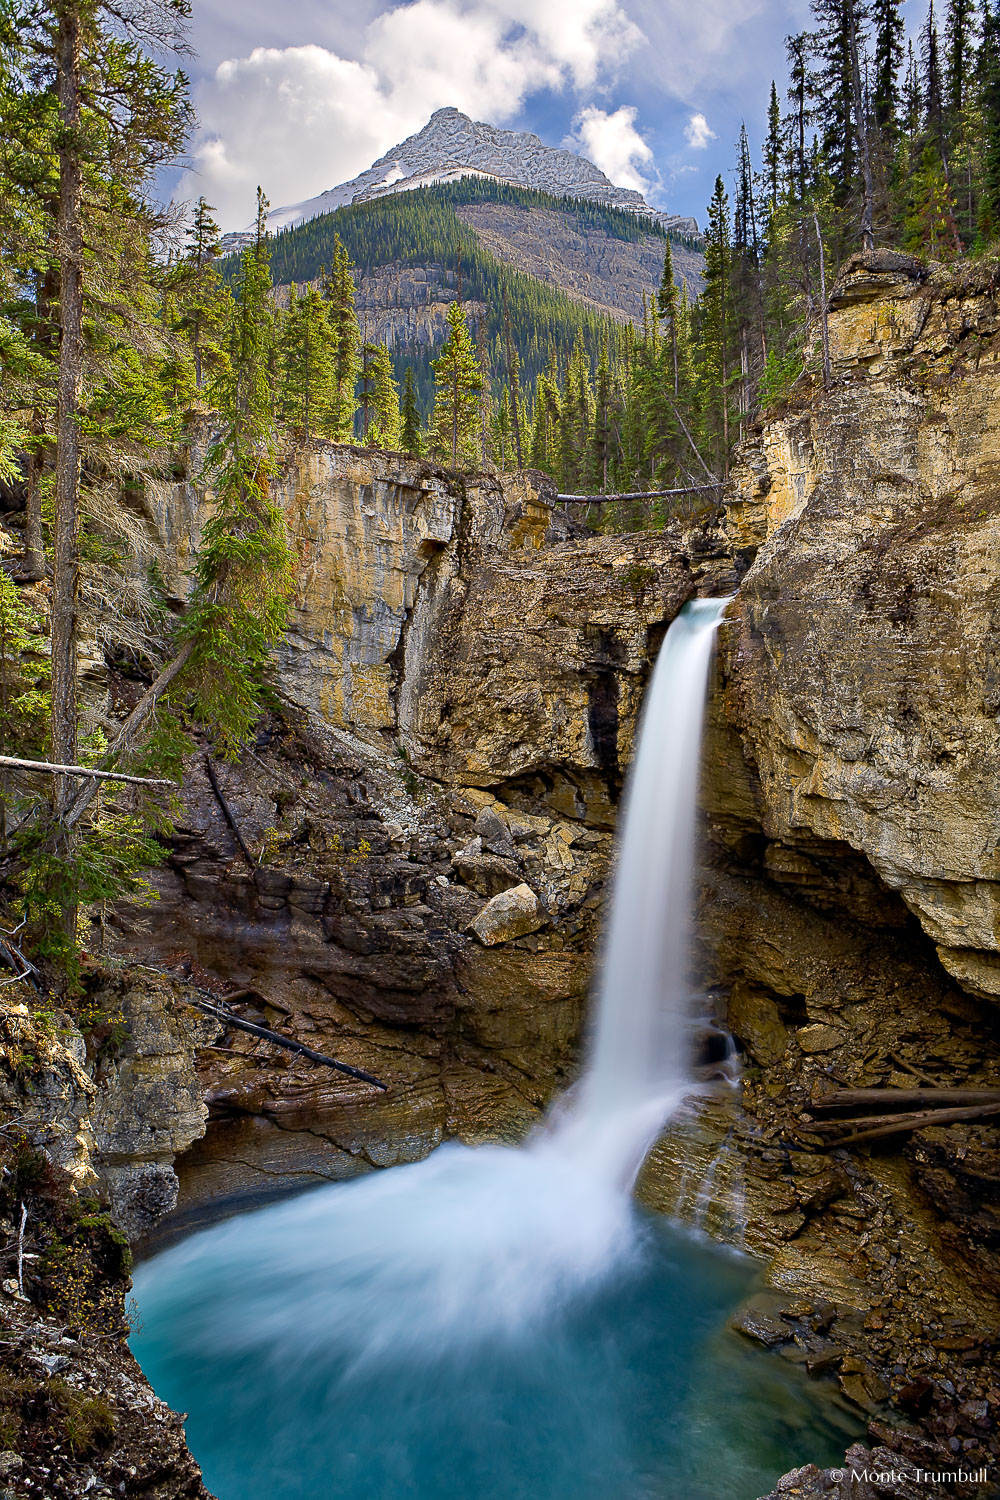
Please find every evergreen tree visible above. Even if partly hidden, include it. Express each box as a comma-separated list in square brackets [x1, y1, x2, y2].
[872, 0, 905, 133]
[366, 340, 401, 449]
[921, 1, 948, 165]
[279, 284, 335, 438]
[698, 176, 734, 480]
[429, 299, 482, 467]
[978, 0, 1000, 236]
[175, 197, 228, 389]
[590, 337, 614, 492]
[400, 366, 423, 455]
[763, 82, 785, 215]
[322, 234, 360, 440]
[180, 189, 293, 753]
[944, 0, 979, 117]
[904, 142, 962, 253]
[657, 237, 680, 394]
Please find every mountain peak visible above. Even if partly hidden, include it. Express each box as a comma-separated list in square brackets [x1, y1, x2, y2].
[249, 110, 698, 242]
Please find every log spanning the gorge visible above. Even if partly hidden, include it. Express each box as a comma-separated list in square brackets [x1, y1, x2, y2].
[555, 483, 725, 504]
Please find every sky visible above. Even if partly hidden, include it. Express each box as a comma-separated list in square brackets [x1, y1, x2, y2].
[175, 0, 820, 232]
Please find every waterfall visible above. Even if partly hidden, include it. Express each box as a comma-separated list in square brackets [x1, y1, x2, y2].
[132, 594, 735, 1407]
[544, 595, 731, 1186]
[125, 590, 859, 1500]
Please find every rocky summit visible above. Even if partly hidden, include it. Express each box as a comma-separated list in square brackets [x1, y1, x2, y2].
[255, 107, 699, 240]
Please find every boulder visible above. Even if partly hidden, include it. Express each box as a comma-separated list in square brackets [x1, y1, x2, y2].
[470, 885, 547, 946]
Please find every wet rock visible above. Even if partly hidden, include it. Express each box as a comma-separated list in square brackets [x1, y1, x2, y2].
[796, 1024, 844, 1055]
[470, 884, 546, 946]
[730, 1293, 794, 1347]
[728, 980, 789, 1064]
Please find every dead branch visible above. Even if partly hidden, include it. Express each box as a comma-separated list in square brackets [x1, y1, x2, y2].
[16, 1203, 26, 1299]
[188, 994, 388, 1092]
[887, 1052, 939, 1086]
[204, 755, 256, 868]
[824, 1100, 1000, 1148]
[62, 637, 195, 830]
[812, 1088, 1000, 1111]
[0, 755, 173, 788]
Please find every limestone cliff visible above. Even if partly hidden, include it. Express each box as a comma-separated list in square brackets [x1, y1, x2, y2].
[638, 251, 1000, 1485]
[117, 449, 733, 1223]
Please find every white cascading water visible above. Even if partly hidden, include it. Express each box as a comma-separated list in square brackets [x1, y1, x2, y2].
[134, 595, 733, 1359]
[547, 594, 732, 1187]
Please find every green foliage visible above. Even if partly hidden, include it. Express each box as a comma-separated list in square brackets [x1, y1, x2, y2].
[220, 179, 688, 421]
[429, 301, 483, 467]
[178, 191, 295, 755]
[14, 815, 164, 975]
[400, 365, 423, 455]
[758, 348, 805, 411]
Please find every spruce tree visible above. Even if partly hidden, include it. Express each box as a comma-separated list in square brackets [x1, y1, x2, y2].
[429, 299, 482, 468]
[872, 0, 906, 133]
[181, 189, 293, 753]
[400, 366, 423, 455]
[979, 0, 1000, 237]
[279, 284, 335, 439]
[175, 197, 227, 390]
[323, 234, 361, 440]
[763, 82, 785, 215]
[657, 238, 680, 395]
[366, 341, 401, 449]
[698, 176, 734, 481]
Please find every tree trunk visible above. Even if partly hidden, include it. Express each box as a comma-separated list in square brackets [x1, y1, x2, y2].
[52, 1, 84, 834]
[847, 3, 875, 250]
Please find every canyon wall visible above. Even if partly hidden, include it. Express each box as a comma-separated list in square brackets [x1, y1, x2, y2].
[122, 450, 733, 1226]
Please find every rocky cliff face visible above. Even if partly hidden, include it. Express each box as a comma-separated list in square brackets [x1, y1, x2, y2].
[115, 448, 732, 1226]
[638, 251, 1000, 1484]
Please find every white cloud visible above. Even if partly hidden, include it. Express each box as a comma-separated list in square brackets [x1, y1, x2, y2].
[684, 112, 716, 149]
[571, 105, 654, 194]
[183, 0, 645, 227]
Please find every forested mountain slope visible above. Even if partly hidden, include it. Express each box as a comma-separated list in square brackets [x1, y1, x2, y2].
[230, 177, 703, 413]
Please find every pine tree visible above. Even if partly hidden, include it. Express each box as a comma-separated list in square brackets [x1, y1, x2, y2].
[944, 0, 979, 117]
[922, 0, 948, 162]
[429, 300, 482, 467]
[400, 366, 423, 455]
[872, 0, 905, 133]
[763, 82, 784, 215]
[698, 176, 734, 481]
[904, 143, 962, 253]
[979, 0, 1000, 237]
[590, 337, 614, 492]
[322, 234, 360, 440]
[366, 341, 401, 449]
[657, 238, 680, 395]
[279, 284, 335, 438]
[181, 189, 293, 753]
[175, 197, 228, 390]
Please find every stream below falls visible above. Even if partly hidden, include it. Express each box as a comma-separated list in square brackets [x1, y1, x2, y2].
[130, 1140, 860, 1500]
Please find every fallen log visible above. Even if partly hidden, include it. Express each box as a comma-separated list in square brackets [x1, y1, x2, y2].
[188, 994, 388, 1092]
[0, 754, 174, 788]
[824, 1100, 1000, 1148]
[812, 1088, 1000, 1111]
[555, 482, 724, 503]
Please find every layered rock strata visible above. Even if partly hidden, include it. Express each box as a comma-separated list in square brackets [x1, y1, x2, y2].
[114, 450, 733, 1225]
